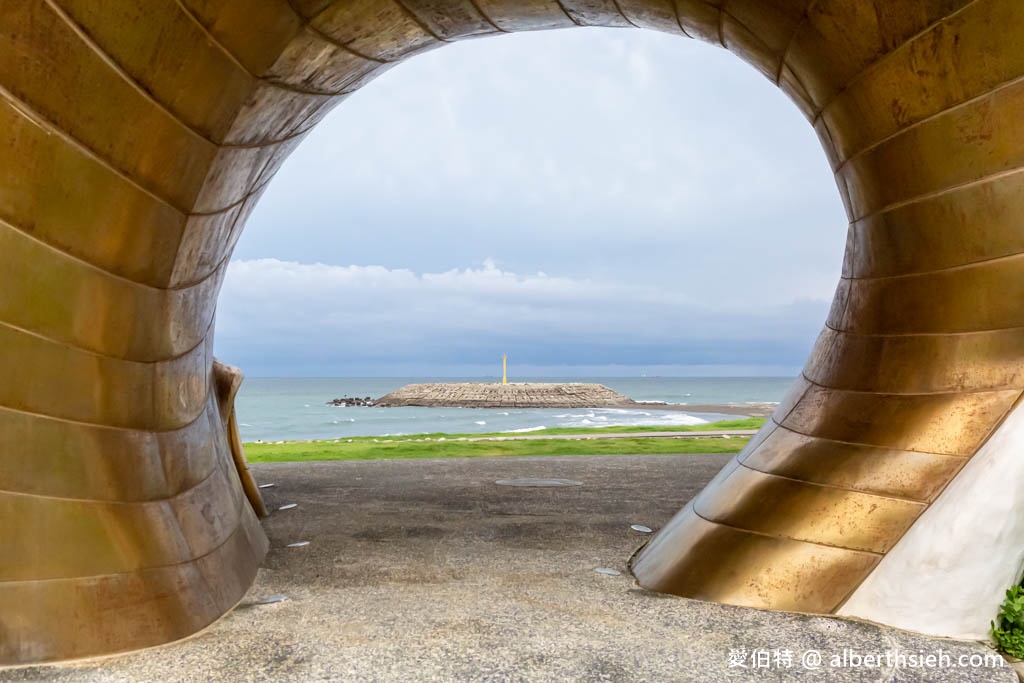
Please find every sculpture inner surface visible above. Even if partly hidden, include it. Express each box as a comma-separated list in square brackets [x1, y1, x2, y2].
[3, 0, 1024, 664]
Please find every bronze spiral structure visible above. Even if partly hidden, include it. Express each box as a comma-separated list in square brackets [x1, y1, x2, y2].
[2, 0, 1024, 664]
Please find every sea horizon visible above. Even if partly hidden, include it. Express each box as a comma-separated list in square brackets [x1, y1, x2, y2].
[235, 376, 794, 442]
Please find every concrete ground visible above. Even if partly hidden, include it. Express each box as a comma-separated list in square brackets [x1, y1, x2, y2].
[3, 454, 1014, 682]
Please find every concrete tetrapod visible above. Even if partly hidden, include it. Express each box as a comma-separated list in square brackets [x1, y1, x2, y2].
[2, 0, 1024, 664]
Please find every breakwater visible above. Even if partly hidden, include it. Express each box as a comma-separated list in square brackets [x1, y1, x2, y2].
[374, 382, 637, 409]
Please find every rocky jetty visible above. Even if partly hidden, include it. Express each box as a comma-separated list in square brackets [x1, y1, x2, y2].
[374, 382, 638, 409]
[326, 396, 375, 407]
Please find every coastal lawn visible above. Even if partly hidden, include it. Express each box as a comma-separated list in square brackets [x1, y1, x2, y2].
[244, 436, 752, 462]
[243, 418, 763, 462]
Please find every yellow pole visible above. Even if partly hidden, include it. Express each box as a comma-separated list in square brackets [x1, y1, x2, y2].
[502, 354, 507, 384]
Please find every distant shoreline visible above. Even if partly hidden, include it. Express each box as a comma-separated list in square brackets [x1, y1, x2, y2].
[634, 402, 776, 417]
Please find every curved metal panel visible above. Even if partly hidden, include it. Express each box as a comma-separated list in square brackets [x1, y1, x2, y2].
[3, 0, 1024, 665]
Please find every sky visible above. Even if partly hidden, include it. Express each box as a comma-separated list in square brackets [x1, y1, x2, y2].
[214, 26, 848, 378]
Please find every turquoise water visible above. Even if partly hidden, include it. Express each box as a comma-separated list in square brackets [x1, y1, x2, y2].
[235, 376, 794, 442]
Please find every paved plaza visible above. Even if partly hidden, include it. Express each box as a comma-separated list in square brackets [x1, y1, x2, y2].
[4, 454, 1013, 682]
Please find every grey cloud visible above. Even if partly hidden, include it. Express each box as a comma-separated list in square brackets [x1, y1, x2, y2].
[214, 259, 828, 375]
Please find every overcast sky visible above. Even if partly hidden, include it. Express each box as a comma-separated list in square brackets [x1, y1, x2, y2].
[214, 27, 848, 378]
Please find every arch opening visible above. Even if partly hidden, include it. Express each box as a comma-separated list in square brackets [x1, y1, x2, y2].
[219, 26, 843, 381]
[3, 0, 1024, 664]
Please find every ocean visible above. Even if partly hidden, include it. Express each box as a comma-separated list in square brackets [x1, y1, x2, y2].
[235, 377, 794, 442]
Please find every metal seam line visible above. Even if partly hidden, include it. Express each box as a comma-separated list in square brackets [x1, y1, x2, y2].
[822, 319, 1024, 339]
[0, 82, 185, 215]
[608, 0, 643, 30]
[42, 0, 328, 145]
[0, 76, 302, 220]
[303, 23, 395, 64]
[732, 460, 938, 505]
[465, 0, 512, 33]
[553, 0, 585, 27]
[0, 458, 227, 513]
[795, 371, 1021, 401]
[808, 0, 985, 126]
[774, 0, 818, 85]
[830, 387, 1024, 612]
[842, 249, 1024, 282]
[174, 0, 384, 88]
[0, 154, 275, 292]
[850, 164, 1024, 230]
[669, 4, 696, 41]
[716, 4, 726, 48]
[0, 216, 219, 296]
[688, 505, 885, 557]
[763, 420, 971, 460]
[0, 312, 216, 368]
[0, 489, 250, 587]
[391, 0, 453, 42]
[0, 394, 215, 436]
[834, 71, 1024, 177]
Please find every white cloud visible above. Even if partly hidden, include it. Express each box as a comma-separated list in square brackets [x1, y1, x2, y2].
[235, 28, 846, 292]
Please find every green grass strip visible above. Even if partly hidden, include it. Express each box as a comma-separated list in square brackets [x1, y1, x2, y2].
[245, 429, 756, 463]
